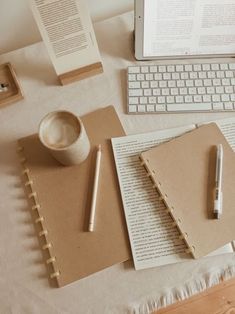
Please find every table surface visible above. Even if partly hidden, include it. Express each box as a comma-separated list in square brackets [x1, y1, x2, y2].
[0, 11, 235, 314]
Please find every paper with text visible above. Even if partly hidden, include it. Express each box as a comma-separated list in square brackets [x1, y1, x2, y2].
[29, 0, 102, 75]
[112, 125, 196, 270]
[144, 0, 235, 57]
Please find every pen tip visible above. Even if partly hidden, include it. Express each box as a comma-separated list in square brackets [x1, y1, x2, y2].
[214, 212, 220, 219]
[98, 144, 101, 151]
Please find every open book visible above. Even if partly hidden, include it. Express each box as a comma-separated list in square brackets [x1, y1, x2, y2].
[111, 117, 235, 270]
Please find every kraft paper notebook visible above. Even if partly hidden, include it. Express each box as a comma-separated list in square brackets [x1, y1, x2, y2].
[140, 123, 235, 259]
[18, 106, 131, 287]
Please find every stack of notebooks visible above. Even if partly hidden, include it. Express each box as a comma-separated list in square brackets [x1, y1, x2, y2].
[111, 118, 235, 270]
[18, 105, 235, 287]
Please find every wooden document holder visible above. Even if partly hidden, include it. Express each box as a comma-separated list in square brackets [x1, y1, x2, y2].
[58, 62, 103, 86]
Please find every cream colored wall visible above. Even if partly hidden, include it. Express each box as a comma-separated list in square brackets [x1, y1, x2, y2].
[0, 0, 133, 54]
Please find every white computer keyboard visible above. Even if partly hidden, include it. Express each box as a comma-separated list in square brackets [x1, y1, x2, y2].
[127, 62, 235, 114]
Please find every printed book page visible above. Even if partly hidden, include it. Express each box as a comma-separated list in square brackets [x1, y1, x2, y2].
[112, 125, 195, 270]
[112, 123, 235, 270]
[144, 0, 235, 57]
[29, 0, 102, 75]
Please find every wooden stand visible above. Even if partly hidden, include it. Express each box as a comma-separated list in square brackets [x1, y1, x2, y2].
[0, 63, 23, 107]
[58, 62, 103, 85]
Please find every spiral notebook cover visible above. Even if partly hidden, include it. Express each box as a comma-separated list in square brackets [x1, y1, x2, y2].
[18, 106, 131, 287]
[140, 123, 235, 259]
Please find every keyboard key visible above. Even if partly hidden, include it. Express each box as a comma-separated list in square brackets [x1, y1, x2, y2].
[224, 102, 233, 110]
[163, 73, 171, 80]
[176, 80, 185, 87]
[221, 94, 230, 102]
[170, 88, 178, 95]
[146, 73, 153, 81]
[137, 105, 146, 112]
[154, 73, 162, 80]
[153, 89, 161, 96]
[216, 86, 224, 94]
[150, 66, 158, 72]
[129, 81, 140, 89]
[141, 66, 149, 73]
[159, 81, 167, 88]
[140, 97, 147, 104]
[176, 65, 184, 72]
[211, 63, 219, 70]
[222, 78, 230, 86]
[129, 89, 143, 96]
[203, 94, 211, 102]
[156, 104, 166, 111]
[180, 88, 187, 95]
[166, 96, 174, 103]
[193, 95, 202, 102]
[128, 74, 136, 81]
[198, 72, 207, 79]
[175, 95, 184, 103]
[144, 89, 152, 96]
[186, 80, 194, 87]
[147, 104, 155, 112]
[162, 88, 170, 95]
[225, 86, 233, 93]
[197, 87, 206, 94]
[189, 87, 196, 94]
[168, 80, 176, 87]
[185, 64, 193, 71]
[202, 64, 211, 71]
[150, 81, 158, 88]
[193, 64, 201, 71]
[225, 71, 233, 78]
[148, 96, 156, 104]
[204, 79, 212, 86]
[207, 71, 216, 78]
[141, 81, 149, 88]
[137, 74, 145, 81]
[213, 103, 224, 110]
[167, 65, 175, 72]
[129, 97, 138, 104]
[206, 87, 215, 94]
[167, 103, 212, 111]
[220, 63, 228, 70]
[212, 94, 221, 102]
[129, 67, 140, 73]
[195, 79, 203, 87]
[172, 72, 180, 79]
[159, 65, 166, 72]
[157, 96, 166, 104]
[128, 105, 137, 113]
[185, 95, 193, 103]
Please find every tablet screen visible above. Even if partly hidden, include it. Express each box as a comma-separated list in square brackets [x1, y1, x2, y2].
[143, 0, 235, 58]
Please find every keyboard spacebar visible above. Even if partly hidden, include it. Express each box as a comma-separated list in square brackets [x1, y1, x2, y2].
[167, 103, 212, 111]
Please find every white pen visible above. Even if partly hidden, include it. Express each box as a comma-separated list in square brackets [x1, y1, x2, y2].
[213, 144, 223, 219]
[88, 144, 102, 232]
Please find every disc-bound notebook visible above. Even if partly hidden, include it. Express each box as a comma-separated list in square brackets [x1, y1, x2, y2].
[140, 123, 235, 259]
[18, 106, 131, 287]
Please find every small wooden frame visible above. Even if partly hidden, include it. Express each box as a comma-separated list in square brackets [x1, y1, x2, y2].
[0, 62, 23, 107]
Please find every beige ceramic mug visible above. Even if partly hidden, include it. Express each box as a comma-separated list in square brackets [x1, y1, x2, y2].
[39, 111, 90, 166]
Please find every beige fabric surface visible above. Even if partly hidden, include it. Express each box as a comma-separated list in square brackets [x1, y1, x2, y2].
[0, 11, 235, 314]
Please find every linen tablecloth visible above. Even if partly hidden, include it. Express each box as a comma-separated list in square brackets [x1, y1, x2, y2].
[0, 11, 235, 314]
